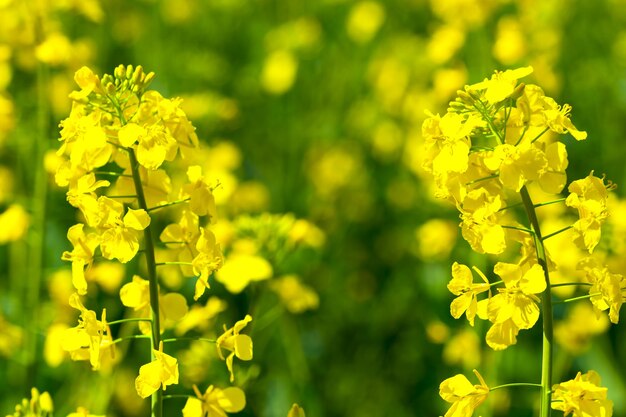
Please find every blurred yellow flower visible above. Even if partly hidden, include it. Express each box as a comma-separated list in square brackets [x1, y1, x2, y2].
[0, 313, 23, 357]
[0, 204, 29, 244]
[555, 302, 609, 355]
[261, 50, 298, 95]
[415, 219, 457, 260]
[346, 1, 385, 44]
[270, 275, 319, 314]
[215, 253, 272, 294]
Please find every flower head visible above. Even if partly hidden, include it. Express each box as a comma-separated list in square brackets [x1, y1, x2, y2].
[182, 385, 246, 417]
[439, 369, 489, 417]
[552, 371, 613, 417]
[216, 315, 253, 382]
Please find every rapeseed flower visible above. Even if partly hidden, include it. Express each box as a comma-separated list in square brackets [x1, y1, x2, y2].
[439, 369, 489, 417]
[182, 385, 246, 417]
[552, 371, 613, 417]
[216, 315, 253, 382]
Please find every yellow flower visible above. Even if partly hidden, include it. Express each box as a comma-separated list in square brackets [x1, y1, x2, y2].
[58, 110, 112, 172]
[439, 369, 489, 417]
[118, 122, 177, 170]
[113, 166, 171, 208]
[175, 296, 227, 336]
[566, 172, 611, 253]
[61, 293, 113, 370]
[182, 165, 218, 219]
[191, 228, 224, 300]
[119, 275, 189, 333]
[96, 197, 151, 263]
[447, 262, 490, 326]
[182, 385, 246, 417]
[551, 371, 613, 417]
[216, 315, 253, 382]
[61, 224, 100, 295]
[484, 262, 546, 350]
[66, 173, 109, 227]
[578, 257, 625, 324]
[459, 189, 506, 255]
[135, 342, 179, 398]
[483, 143, 547, 192]
[467, 66, 533, 104]
[422, 112, 483, 178]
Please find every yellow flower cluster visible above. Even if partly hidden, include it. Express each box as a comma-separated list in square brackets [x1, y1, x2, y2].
[55, 65, 254, 415]
[426, 67, 621, 417]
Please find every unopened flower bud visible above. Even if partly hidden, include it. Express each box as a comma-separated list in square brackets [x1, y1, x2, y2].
[114, 65, 125, 80]
[132, 66, 144, 84]
[125, 64, 134, 80]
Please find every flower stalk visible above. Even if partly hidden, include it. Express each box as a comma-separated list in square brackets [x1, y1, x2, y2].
[520, 186, 553, 417]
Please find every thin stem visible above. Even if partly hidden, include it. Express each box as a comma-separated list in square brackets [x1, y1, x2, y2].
[162, 337, 216, 344]
[520, 186, 553, 417]
[163, 394, 195, 400]
[542, 226, 573, 241]
[514, 125, 529, 146]
[156, 261, 193, 267]
[550, 282, 592, 289]
[490, 382, 543, 392]
[502, 225, 535, 235]
[107, 318, 153, 326]
[94, 171, 133, 177]
[555, 292, 600, 304]
[534, 198, 566, 208]
[107, 195, 138, 199]
[466, 174, 499, 186]
[146, 197, 191, 212]
[129, 145, 163, 417]
[498, 201, 524, 212]
[530, 127, 550, 144]
[110, 334, 151, 346]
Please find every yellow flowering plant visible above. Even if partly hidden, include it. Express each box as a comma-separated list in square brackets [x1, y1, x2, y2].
[424, 67, 622, 417]
[53, 65, 256, 416]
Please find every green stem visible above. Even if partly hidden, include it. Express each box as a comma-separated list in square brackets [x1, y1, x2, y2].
[542, 226, 573, 241]
[466, 174, 499, 186]
[490, 382, 543, 392]
[501, 225, 535, 234]
[498, 201, 524, 212]
[520, 186, 553, 417]
[128, 147, 163, 417]
[534, 198, 566, 208]
[550, 282, 592, 289]
[93, 171, 133, 177]
[162, 337, 216, 344]
[163, 394, 195, 400]
[156, 261, 193, 266]
[146, 197, 190, 212]
[110, 334, 151, 346]
[554, 292, 600, 304]
[530, 127, 550, 144]
[107, 318, 153, 326]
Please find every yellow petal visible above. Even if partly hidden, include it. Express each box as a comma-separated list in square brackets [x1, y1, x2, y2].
[124, 209, 151, 230]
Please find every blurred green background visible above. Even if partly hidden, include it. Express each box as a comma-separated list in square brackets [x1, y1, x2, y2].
[1, 0, 626, 416]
